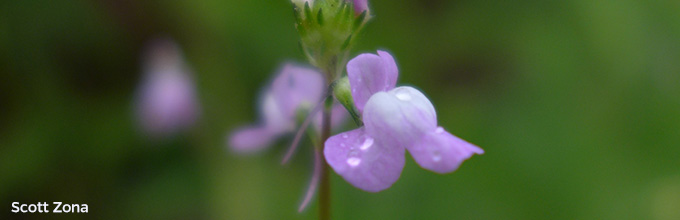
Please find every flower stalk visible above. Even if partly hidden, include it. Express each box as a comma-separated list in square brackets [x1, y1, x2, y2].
[318, 94, 333, 220]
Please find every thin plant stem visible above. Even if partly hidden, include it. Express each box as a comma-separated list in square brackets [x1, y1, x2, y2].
[318, 95, 332, 220]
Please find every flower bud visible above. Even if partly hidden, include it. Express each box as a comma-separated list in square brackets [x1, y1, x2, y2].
[292, 0, 370, 78]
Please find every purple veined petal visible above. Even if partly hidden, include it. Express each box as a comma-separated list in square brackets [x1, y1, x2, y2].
[408, 127, 484, 173]
[228, 126, 277, 153]
[347, 51, 398, 113]
[135, 39, 199, 138]
[363, 86, 437, 146]
[271, 64, 325, 118]
[324, 128, 405, 192]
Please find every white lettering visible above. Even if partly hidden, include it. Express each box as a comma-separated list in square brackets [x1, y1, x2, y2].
[63, 203, 71, 213]
[53, 202, 62, 213]
[12, 202, 87, 214]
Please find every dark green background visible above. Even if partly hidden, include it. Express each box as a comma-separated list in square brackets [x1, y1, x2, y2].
[1, 0, 679, 219]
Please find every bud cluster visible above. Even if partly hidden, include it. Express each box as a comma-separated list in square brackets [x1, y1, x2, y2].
[292, 0, 369, 80]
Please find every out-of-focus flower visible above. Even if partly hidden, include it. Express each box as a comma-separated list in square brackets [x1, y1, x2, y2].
[324, 51, 483, 192]
[229, 63, 346, 153]
[134, 39, 200, 138]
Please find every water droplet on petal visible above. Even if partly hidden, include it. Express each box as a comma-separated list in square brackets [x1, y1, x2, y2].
[432, 151, 442, 162]
[342, 134, 348, 138]
[347, 157, 361, 167]
[359, 137, 374, 151]
[395, 91, 412, 101]
[340, 143, 346, 147]
[435, 127, 445, 134]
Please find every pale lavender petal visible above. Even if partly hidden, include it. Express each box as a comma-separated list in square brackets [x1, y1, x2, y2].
[330, 103, 349, 129]
[324, 128, 405, 192]
[408, 127, 484, 173]
[229, 92, 292, 153]
[271, 64, 325, 118]
[363, 87, 436, 146]
[228, 126, 277, 153]
[261, 91, 296, 134]
[346, 51, 398, 113]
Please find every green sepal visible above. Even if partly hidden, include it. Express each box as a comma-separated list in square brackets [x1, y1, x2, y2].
[332, 77, 363, 126]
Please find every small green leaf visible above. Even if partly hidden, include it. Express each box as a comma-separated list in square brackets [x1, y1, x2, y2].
[317, 9, 324, 26]
[304, 2, 312, 21]
[353, 11, 366, 31]
[341, 34, 352, 50]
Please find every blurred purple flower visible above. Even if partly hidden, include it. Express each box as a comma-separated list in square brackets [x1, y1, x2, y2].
[324, 51, 484, 192]
[134, 39, 200, 138]
[229, 63, 346, 153]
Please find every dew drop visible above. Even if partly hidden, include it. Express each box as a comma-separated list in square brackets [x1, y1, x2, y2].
[340, 143, 346, 147]
[342, 134, 349, 138]
[395, 91, 412, 101]
[347, 157, 361, 167]
[432, 151, 442, 162]
[435, 127, 445, 134]
[360, 137, 374, 150]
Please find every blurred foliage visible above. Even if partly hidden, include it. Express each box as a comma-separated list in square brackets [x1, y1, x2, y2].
[1, 0, 680, 219]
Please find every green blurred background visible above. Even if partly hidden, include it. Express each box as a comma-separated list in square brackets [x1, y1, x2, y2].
[2, 0, 680, 219]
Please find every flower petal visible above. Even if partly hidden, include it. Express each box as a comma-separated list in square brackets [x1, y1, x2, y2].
[324, 128, 405, 192]
[408, 127, 484, 173]
[261, 92, 295, 133]
[363, 86, 437, 146]
[229, 92, 292, 153]
[347, 51, 398, 113]
[271, 64, 325, 118]
[228, 126, 277, 153]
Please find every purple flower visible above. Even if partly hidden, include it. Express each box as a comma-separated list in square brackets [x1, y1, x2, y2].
[229, 63, 347, 153]
[324, 51, 483, 192]
[134, 39, 200, 138]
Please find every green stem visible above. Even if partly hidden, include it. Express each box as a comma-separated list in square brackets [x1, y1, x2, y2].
[319, 95, 332, 220]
